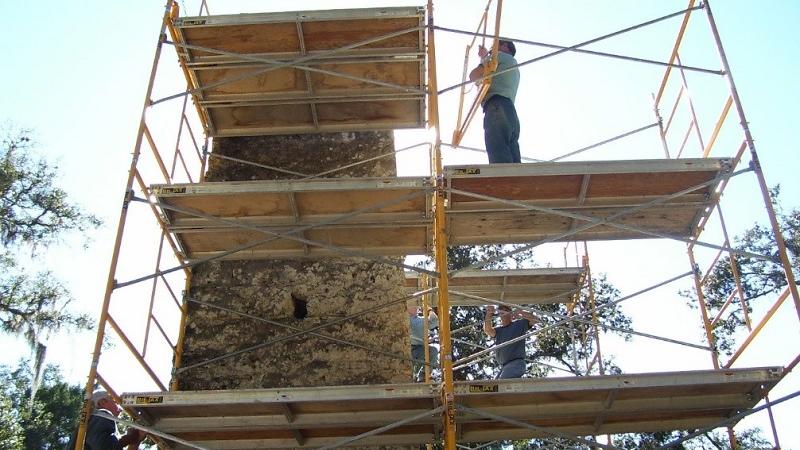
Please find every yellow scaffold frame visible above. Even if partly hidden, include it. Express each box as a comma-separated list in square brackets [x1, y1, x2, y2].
[73, 1, 800, 450]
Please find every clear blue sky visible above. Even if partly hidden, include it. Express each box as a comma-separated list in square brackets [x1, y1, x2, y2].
[1, 1, 798, 447]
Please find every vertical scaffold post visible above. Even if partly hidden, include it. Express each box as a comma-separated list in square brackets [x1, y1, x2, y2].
[688, 249, 721, 369]
[73, 2, 177, 449]
[426, 1, 457, 449]
[583, 243, 605, 376]
[703, 0, 800, 322]
[706, 2, 795, 447]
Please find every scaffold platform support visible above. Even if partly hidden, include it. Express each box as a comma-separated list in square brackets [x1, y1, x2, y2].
[121, 367, 781, 449]
[405, 267, 586, 306]
[170, 7, 426, 136]
[153, 157, 731, 261]
[445, 158, 732, 245]
[152, 177, 432, 260]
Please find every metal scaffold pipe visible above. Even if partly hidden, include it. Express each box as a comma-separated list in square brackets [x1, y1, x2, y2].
[427, 1, 458, 448]
[703, 0, 800, 322]
[74, 2, 177, 449]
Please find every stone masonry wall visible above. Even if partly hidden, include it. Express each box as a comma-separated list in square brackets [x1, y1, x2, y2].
[178, 131, 413, 390]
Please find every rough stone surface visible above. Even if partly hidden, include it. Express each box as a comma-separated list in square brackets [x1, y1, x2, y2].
[204, 132, 398, 181]
[179, 132, 413, 390]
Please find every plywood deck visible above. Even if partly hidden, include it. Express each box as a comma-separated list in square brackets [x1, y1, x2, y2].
[405, 268, 586, 306]
[170, 7, 426, 136]
[445, 158, 733, 245]
[122, 367, 780, 448]
[153, 159, 732, 260]
[152, 177, 432, 260]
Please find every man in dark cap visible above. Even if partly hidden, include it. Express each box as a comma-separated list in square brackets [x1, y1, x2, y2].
[483, 304, 539, 378]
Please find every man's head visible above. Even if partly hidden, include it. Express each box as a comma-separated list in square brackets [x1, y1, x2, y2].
[497, 305, 513, 325]
[92, 390, 121, 416]
[499, 40, 516, 56]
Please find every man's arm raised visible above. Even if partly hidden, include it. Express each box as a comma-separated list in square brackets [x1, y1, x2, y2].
[483, 305, 496, 337]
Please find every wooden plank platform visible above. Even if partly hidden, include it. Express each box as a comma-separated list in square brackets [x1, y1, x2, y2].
[405, 268, 586, 306]
[121, 367, 780, 448]
[171, 7, 426, 136]
[453, 367, 780, 442]
[151, 177, 432, 260]
[445, 158, 733, 245]
[123, 383, 438, 449]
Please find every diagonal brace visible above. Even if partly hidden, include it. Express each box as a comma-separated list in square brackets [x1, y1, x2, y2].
[188, 296, 429, 366]
[158, 25, 426, 105]
[116, 187, 436, 289]
[176, 287, 437, 373]
[447, 166, 770, 276]
[454, 271, 693, 368]
[317, 405, 446, 450]
[455, 404, 624, 450]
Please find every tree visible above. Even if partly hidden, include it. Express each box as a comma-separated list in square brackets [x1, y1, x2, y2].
[0, 361, 83, 450]
[689, 187, 798, 355]
[613, 428, 770, 450]
[0, 128, 101, 248]
[0, 126, 100, 401]
[0, 393, 24, 450]
[444, 243, 776, 449]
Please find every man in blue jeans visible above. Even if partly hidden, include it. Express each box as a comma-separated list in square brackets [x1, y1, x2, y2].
[408, 305, 439, 380]
[469, 39, 521, 163]
[483, 304, 539, 378]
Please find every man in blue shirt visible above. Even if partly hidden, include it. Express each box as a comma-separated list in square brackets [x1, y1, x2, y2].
[483, 304, 539, 378]
[469, 39, 521, 163]
[408, 305, 439, 380]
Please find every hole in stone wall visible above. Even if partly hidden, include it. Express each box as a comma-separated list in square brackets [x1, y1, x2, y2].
[291, 293, 308, 320]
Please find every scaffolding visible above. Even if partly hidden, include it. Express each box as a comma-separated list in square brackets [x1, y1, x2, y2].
[75, 1, 799, 449]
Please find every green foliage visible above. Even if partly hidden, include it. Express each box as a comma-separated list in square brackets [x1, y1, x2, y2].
[465, 428, 771, 449]
[443, 244, 773, 449]
[0, 127, 101, 249]
[613, 428, 770, 450]
[529, 274, 630, 376]
[0, 255, 92, 346]
[687, 186, 798, 355]
[0, 361, 83, 450]
[0, 126, 99, 400]
[447, 243, 536, 271]
[0, 393, 24, 450]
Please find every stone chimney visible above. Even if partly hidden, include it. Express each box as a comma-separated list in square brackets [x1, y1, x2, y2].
[178, 131, 413, 389]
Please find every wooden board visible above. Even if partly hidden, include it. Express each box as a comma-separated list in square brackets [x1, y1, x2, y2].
[405, 268, 586, 306]
[121, 367, 780, 448]
[445, 158, 733, 245]
[171, 7, 425, 136]
[152, 177, 432, 260]
[123, 383, 437, 449]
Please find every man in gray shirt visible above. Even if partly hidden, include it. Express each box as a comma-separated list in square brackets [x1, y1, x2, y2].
[469, 39, 521, 163]
[484, 304, 539, 378]
[408, 305, 439, 380]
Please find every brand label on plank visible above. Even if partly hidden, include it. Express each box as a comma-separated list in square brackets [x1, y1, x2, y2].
[157, 187, 186, 195]
[453, 168, 481, 175]
[135, 396, 164, 405]
[468, 384, 498, 393]
[180, 19, 207, 26]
